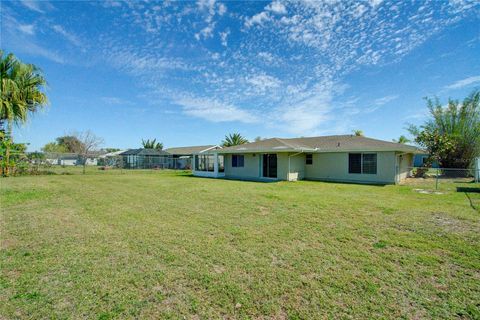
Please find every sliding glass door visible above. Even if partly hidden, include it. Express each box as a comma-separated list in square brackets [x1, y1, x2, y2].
[262, 154, 277, 178]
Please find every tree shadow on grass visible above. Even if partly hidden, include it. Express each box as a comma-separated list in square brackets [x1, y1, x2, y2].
[457, 187, 480, 193]
[457, 187, 480, 212]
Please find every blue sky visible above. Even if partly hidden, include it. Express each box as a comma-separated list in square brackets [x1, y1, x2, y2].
[2, 0, 480, 151]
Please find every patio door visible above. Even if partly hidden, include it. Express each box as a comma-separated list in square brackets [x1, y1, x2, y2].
[262, 154, 277, 178]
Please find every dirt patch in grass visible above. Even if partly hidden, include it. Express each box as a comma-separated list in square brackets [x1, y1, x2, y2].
[430, 213, 475, 234]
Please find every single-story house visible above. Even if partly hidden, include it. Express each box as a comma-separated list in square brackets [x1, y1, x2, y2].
[192, 135, 421, 184]
[164, 145, 216, 169]
[120, 148, 170, 169]
[45, 153, 79, 166]
[44, 153, 102, 166]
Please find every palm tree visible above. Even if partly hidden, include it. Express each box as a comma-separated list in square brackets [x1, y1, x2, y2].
[353, 130, 364, 136]
[221, 133, 249, 147]
[142, 138, 163, 150]
[0, 51, 48, 176]
[392, 135, 411, 144]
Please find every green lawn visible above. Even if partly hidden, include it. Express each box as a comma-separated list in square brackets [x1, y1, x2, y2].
[1, 170, 479, 319]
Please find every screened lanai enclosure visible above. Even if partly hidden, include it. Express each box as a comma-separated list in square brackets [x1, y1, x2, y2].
[120, 149, 170, 169]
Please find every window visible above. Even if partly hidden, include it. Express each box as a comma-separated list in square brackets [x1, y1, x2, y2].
[207, 155, 214, 172]
[306, 154, 313, 165]
[195, 155, 216, 172]
[348, 153, 377, 174]
[348, 153, 362, 174]
[195, 155, 199, 170]
[362, 154, 377, 174]
[218, 155, 224, 172]
[232, 155, 244, 167]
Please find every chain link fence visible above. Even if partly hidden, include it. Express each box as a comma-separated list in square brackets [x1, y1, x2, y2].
[403, 167, 480, 191]
[2, 153, 193, 176]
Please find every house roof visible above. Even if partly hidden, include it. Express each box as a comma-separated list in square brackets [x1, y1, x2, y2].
[164, 145, 216, 156]
[217, 135, 421, 154]
[119, 148, 170, 156]
[99, 150, 126, 158]
[44, 152, 78, 160]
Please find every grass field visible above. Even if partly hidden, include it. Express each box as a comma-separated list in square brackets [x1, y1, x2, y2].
[1, 170, 479, 319]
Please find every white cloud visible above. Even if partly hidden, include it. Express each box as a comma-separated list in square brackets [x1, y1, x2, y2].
[52, 25, 83, 48]
[275, 81, 335, 134]
[218, 3, 227, 15]
[195, 23, 216, 40]
[21, 42, 65, 64]
[374, 95, 399, 105]
[88, 1, 479, 133]
[245, 12, 271, 28]
[219, 29, 230, 47]
[369, 0, 383, 8]
[258, 52, 275, 63]
[175, 97, 258, 123]
[101, 0, 122, 8]
[101, 97, 133, 105]
[19, 0, 53, 13]
[444, 75, 480, 89]
[194, 0, 226, 40]
[266, 1, 287, 15]
[246, 74, 281, 92]
[18, 24, 35, 35]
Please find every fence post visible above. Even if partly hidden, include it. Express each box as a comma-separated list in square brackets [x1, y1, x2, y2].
[435, 167, 439, 190]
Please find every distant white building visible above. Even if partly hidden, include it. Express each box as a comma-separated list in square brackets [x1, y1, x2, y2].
[44, 152, 104, 166]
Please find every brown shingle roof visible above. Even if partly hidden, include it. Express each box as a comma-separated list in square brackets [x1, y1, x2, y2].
[218, 135, 420, 154]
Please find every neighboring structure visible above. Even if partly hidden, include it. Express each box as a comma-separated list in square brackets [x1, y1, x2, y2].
[44, 153, 102, 166]
[413, 153, 439, 168]
[192, 135, 420, 184]
[98, 150, 126, 167]
[120, 148, 170, 169]
[45, 153, 79, 166]
[164, 145, 216, 169]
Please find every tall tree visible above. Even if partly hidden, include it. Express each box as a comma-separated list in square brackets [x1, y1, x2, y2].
[56, 136, 83, 152]
[0, 51, 48, 176]
[353, 130, 364, 136]
[71, 131, 104, 174]
[408, 90, 480, 168]
[41, 142, 68, 153]
[142, 138, 163, 150]
[392, 135, 411, 144]
[221, 133, 249, 147]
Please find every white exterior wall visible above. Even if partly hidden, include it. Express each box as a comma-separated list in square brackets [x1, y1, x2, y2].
[224, 154, 261, 179]
[84, 158, 98, 166]
[396, 153, 414, 183]
[304, 151, 397, 184]
[60, 159, 77, 166]
[283, 153, 305, 181]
